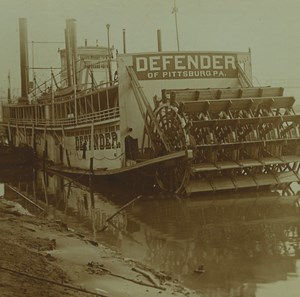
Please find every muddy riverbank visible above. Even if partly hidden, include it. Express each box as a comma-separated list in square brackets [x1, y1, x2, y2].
[0, 196, 198, 297]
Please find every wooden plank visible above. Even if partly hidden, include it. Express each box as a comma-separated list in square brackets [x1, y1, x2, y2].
[182, 96, 295, 114]
[182, 101, 209, 113]
[261, 157, 283, 165]
[190, 172, 300, 193]
[284, 115, 300, 123]
[217, 161, 241, 169]
[169, 90, 198, 102]
[238, 88, 261, 98]
[271, 96, 295, 109]
[197, 89, 219, 100]
[196, 137, 300, 149]
[229, 98, 257, 111]
[260, 87, 284, 97]
[216, 89, 240, 99]
[185, 179, 213, 193]
[255, 173, 277, 186]
[277, 171, 299, 183]
[191, 155, 300, 173]
[163, 87, 285, 100]
[212, 177, 235, 190]
[236, 159, 262, 167]
[191, 163, 218, 173]
[191, 114, 300, 129]
[163, 88, 218, 101]
[187, 195, 293, 208]
[281, 155, 300, 163]
[234, 176, 257, 188]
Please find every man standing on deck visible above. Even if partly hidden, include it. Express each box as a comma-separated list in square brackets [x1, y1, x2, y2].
[82, 140, 87, 159]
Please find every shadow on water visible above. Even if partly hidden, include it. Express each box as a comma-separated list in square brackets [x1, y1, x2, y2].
[2, 167, 300, 297]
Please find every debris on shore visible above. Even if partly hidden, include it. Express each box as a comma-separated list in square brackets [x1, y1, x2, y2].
[0, 196, 199, 297]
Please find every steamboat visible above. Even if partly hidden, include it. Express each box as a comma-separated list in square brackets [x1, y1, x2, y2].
[2, 18, 300, 195]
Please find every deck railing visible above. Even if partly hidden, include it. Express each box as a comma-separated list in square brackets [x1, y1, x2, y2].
[6, 106, 120, 128]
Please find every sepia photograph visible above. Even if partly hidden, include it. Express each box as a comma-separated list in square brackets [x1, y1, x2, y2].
[0, 0, 300, 296]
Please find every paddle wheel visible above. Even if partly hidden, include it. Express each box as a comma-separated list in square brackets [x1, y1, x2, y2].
[147, 87, 300, 194]
[127, 65, 300, 194]
[145, 102, 190, 193]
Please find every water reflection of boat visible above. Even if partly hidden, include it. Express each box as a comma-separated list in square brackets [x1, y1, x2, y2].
[6, 169, 128, 246]
[125, 193, 300, 296]
[4, 170, 300, 297]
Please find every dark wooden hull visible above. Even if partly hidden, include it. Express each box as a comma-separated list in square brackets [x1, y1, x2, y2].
[0, 165, 34, 183]
[0, 145, 34, 167]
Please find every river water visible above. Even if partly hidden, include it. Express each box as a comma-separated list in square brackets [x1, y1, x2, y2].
[1, 166, 300, 297]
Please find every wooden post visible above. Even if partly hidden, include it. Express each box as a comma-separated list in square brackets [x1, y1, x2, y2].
[32, 168, 37, 203]
[42, 151, 46, 169]
[62, 126, 71, 167]
[43, 127, 46, 146]
[73, 64, 78, 124]
[31, 124, 34, 148]
[89, 157, 94, 172]
[7, 123, 11, 144]
[106, 24, 113, 86]
[24, 125, 27, 144]
[91, 120, 94, 157]
[90, 120, 94, 173]
[35, 103, 38, 125]
[16, 124, 20, 146]
[66, 149, 71, 167]
[89, 157, 94, 204]
[61, 126, 65, 164]
[43, 126, 47, 161]
[41, 172, 48, 205]
[51, 70, 55, 126]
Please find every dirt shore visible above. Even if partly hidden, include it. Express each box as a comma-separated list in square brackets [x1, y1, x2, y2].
[0, 196, 199, 297]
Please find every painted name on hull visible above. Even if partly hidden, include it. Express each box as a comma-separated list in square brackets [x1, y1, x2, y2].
[75, 131, 120, 151]
[133, 53, 238, 80]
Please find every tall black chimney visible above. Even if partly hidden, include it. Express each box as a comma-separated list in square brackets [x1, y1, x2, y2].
[66, 19, 78, 85]
[64, 28, 72, 87]
[157, 29, 162, 52]
[122, 29, 126, 54]
[19, 18, 29, 100]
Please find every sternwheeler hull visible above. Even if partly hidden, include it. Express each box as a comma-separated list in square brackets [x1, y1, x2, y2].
[2, 18, 300, 196]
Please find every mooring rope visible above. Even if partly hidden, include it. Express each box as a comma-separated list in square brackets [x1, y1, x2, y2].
[94, 153, 124, 161]
[62, 173, 88, 188]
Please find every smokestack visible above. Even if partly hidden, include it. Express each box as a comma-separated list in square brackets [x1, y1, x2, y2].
[19, 18, 29, 100]
[66, 19, 78, 85]
[157, 29, 162, 52]
[64, 28, 72, 87]
[7, 71, 11, 102]
[122, 29, 126, 54]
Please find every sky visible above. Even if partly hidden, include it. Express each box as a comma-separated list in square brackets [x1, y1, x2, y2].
[0, 0, 300, 99]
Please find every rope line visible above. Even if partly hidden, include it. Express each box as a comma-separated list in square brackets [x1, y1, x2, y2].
[62, 173, 87, 187]
[94, 153, 124, 161]
[68, 147, 124, 161]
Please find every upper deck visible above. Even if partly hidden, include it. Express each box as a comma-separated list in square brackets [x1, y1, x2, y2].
[2, 49, 252, 135]
[2, 84, 119, 129]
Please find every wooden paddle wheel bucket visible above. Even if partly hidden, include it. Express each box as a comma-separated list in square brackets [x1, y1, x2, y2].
[147, 87, 300, 194]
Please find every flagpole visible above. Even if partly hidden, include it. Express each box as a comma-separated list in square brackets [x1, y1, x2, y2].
[173, 0, 180, 51]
